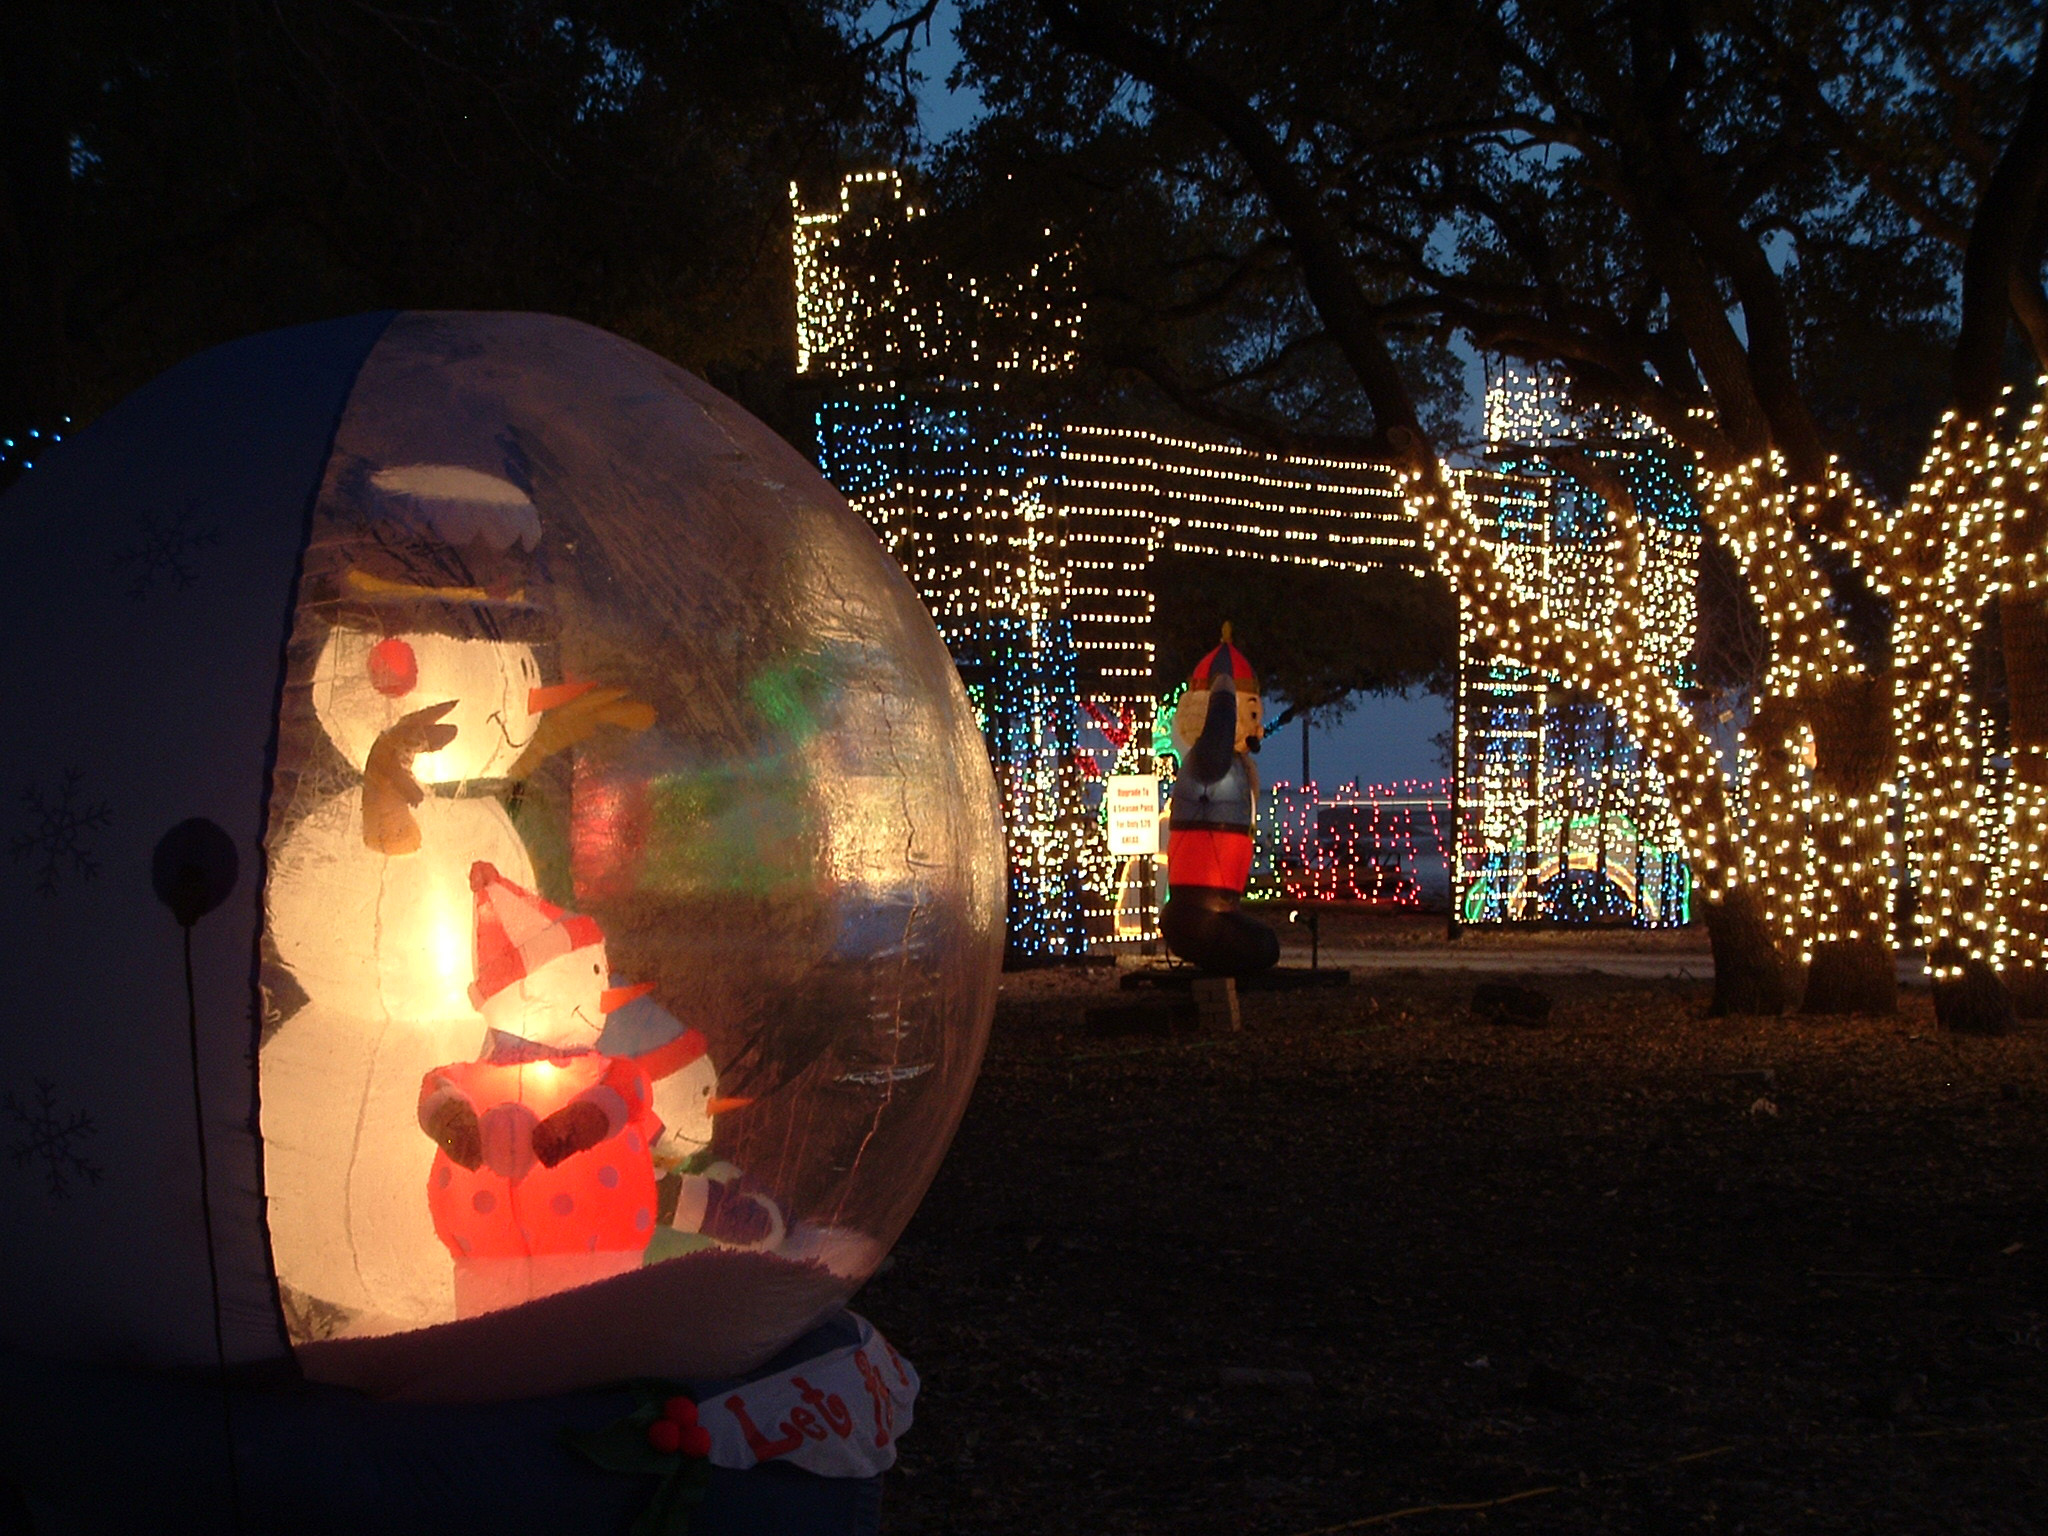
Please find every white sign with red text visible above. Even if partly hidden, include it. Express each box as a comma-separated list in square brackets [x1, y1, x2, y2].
[697, 1312, 918, 1478]
[1105, 773, 1160, 856]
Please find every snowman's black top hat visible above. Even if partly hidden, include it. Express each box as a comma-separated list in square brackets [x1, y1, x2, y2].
[302, 459, 559, 643]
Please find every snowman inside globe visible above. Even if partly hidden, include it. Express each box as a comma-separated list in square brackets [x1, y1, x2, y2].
[0, 312, 1002, 1488]
[261, 461, 744, 1335]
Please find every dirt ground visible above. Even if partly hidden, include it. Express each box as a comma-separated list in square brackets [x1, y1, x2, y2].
[859, 934, 2048, 1534]
[1253, 904, 1718, 954]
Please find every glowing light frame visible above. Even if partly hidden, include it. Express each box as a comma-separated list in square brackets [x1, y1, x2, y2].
[794, 176, 1702, 949]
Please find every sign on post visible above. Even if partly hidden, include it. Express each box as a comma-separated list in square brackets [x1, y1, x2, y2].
[1105, 774, 1159, 857]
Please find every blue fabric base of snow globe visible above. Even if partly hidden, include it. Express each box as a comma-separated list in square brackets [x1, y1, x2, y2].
[0, 1312, 883, 1535]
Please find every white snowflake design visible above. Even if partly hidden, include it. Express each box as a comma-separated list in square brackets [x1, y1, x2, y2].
[5, 1079, 104, 1199]
[10, 768, 112, 896]
[112, 501, 219, 600]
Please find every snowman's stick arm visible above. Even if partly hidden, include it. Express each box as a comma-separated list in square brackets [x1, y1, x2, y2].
[362, 701, 459, 856]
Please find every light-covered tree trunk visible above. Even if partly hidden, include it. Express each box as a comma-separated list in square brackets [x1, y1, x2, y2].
[1891, 415, 2015, 1032]
[1415, 469, 1792, 1014]
[1704, 463, 1898, 1015]
[1993, 402, 2048, 1019]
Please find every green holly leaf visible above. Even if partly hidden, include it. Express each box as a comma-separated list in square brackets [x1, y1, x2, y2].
[563, 1409, 680, 1477]
[633, 1461, 711, 1536]
[567, 1389, 715, 1535]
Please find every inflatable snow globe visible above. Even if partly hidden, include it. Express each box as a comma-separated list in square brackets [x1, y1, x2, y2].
[0, 312, 1003, 1408]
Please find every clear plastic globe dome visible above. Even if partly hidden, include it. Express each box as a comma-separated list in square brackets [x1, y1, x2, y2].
[258, 313, 1003, 1397]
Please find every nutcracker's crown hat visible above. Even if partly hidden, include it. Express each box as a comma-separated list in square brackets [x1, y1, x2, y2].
[468, 860, 604, 1009]
[1189, 622, 1257, 695]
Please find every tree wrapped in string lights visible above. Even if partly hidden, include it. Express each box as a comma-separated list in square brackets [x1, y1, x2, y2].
[1987, 400, 2048, 1016]
[1883, 395, 2048, 1028]
[1889, 414, 2013, 1021]
[1695, 460, 1900, 1014]
[1458, 384, 2038, 1021]
[1429, 390, 1910, 1015]
[1655, 390, 2048, 1028]
[1410, 460, 1788, 1013]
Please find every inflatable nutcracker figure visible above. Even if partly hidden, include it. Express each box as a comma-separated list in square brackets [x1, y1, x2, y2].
[1163, 627, 1280, 976]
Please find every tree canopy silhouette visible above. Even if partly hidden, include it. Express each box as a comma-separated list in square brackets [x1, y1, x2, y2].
[0, 0, 928, 458]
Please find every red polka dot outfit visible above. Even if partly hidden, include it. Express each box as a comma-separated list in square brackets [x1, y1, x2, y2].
[422, 1034, 660, 1315]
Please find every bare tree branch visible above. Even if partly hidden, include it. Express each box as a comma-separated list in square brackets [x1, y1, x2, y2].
[1955, 8, 2048, 417]
[1106, 343, 1385, 458]
[1040, 0, 1429, 463]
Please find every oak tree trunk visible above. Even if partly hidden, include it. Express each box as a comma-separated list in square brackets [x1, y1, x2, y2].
[1803, 939, 1896, 1017]
[1799, 676, 1897, 1015]
[2000, 587, 2048, 1016]
[1931, 946, 2017, 1035]
[1703, 886, 1793, 1016]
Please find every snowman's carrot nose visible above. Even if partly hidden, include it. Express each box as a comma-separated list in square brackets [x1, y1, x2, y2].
[706, 1097, 754, 1116]
[599, 981, 656, 1014]
[529, 679, 599, 714]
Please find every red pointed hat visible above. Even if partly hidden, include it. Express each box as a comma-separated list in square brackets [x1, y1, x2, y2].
[468, 860, 605, 1009]
[1189, 622, 1257, 693]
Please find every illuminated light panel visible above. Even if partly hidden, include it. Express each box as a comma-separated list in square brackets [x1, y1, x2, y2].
[1250, 778, 1450, 905]
[794, 182, 1707, 948]
[1436, 363, 1702, 928]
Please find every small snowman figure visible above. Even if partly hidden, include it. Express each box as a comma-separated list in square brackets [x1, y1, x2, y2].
[593, 977, 781, 1258]
[418, 862, 665, 1316]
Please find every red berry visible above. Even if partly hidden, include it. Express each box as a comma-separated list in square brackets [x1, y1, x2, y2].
[679, 1424, 712, 1458]
[663, 1396, 699, 1427]
[646, 1419, 683, 1454]
[367, 636, 418, 697]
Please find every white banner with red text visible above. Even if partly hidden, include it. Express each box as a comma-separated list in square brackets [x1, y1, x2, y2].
[695, 1312, 918, 1478]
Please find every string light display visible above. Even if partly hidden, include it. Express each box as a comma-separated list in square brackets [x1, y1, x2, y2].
[812, 383, 1089, 954]
[1469, 360, 2048, 990]
[795, 172, 1108, 953]
[1888, 416, 2003, 980]
[1884, 392, 2048, 994]
[792, 171, 1082, 380]
[794, 178, 1702, 949]
[1250, 778, 1449, 904]
[1444, 364, 1701, 927]
[798, 183, 2048, 988]
[1697, 453, 1900, 967]
[1686, 384, 2048, 998]
[1987, 395, 2048, 1000]
[0, 418, 71, 484]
